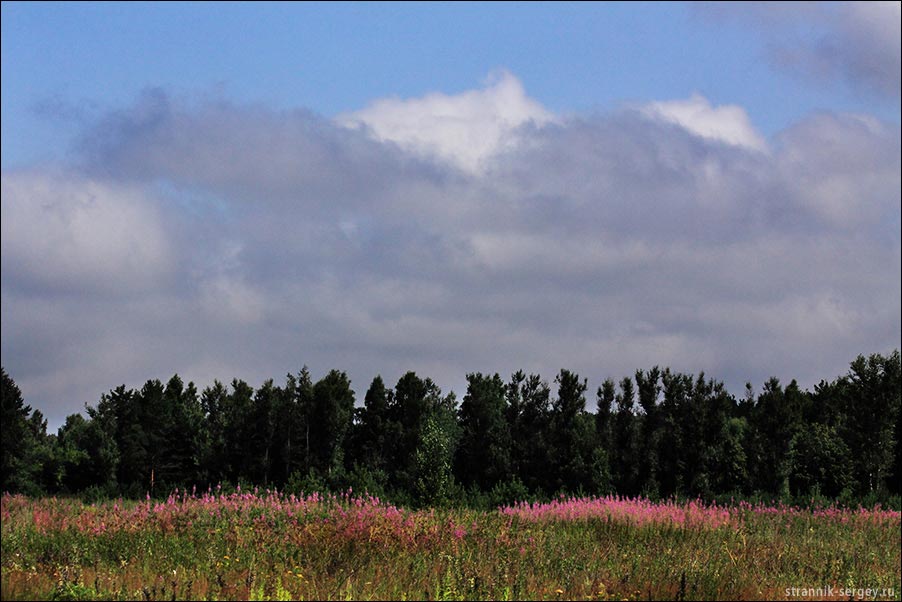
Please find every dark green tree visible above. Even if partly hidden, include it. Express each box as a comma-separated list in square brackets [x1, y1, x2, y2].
[350, 375, 393, 471]
[550, 369, 607, 494]
[309, 370, 355, 477]
[595, 379, 616, 459]
[221, 378, 255, 485]
[788, 423, 853, 498]
[56, 413, 118, 493]
[160, 375, 205, 488]
[93, 385, 144, 495]
[200, 380, 230, 485]
[279, 367, 315, 481]
[612, 376, 639, 495]
[388, 371, 432, 491]
[715, 416, 750, 494]
[245, 379, 280, 485]
[267, 369, 313, 488]
[747, 378, 807, 496]
[27, 411, 59, 493]
[1, 368, 45, 493]
[455, 372, 511, 491]
[659, 369, 690, 496]
[506, 371, 552, 494]
[695, 375, 737, 497]
[137, 379, 169, 494]
[635, 367, 662, 497]
[683, 373, 714, 496]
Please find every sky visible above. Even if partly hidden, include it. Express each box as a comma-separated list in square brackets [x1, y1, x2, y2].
[2, 1, 900, 431]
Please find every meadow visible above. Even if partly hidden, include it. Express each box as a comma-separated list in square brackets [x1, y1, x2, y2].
[1, 490, 899, 601]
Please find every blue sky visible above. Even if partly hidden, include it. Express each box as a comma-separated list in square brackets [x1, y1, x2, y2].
[4, 2, 899, 168]
[2, 2, 900, 430]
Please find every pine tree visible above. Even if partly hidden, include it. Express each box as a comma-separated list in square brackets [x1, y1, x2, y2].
[456, 372, 510, 490]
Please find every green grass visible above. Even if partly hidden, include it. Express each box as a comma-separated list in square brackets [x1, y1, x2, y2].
[1, 492, 899, 600]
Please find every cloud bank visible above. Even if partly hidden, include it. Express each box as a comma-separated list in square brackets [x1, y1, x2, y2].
[2, 73, 900, 429]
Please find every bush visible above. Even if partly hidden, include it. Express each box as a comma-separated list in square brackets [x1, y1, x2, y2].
[344, 464, 389, 499]
[284, 469, 329, 496]
[488, 477, 531, 508]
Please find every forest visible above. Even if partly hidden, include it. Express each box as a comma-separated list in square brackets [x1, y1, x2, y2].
[2, 350, 899, 508]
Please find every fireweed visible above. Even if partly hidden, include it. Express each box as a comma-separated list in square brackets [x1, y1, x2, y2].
[2, 491, 900, 601]
[499, 494, 901, 530]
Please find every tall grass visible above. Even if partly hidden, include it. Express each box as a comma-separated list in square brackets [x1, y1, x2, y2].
[2, 490, 899, 600]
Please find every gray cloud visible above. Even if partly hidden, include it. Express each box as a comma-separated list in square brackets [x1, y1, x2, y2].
[695, 1, 902, 99]
[1, 171, 176, 296]
[1, 85, 899, 430]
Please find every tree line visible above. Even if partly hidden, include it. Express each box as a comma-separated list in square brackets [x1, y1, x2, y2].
[2, 350, 899, 507]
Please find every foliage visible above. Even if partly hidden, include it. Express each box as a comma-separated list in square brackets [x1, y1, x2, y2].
[1, 368, 45, 495]
[414, 415, 456, 508]
[787, 423, 854, 498]
[0, 349, 899, 506]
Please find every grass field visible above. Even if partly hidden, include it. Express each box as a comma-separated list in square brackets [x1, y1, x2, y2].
[1, 490, 899, 601]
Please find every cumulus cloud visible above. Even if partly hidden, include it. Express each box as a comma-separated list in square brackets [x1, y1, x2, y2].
[640, 94, 769, 152]
[1, 76, 899, 429]
[335, 70, 557, 174]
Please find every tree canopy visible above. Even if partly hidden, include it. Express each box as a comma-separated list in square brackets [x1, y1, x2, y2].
[1, 350, 899, 507]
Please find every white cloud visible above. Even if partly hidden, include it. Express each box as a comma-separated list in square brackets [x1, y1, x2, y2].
[336, 70, 557, 173]
[640, 93, 769, 152]
[1, 172, 173, 294]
